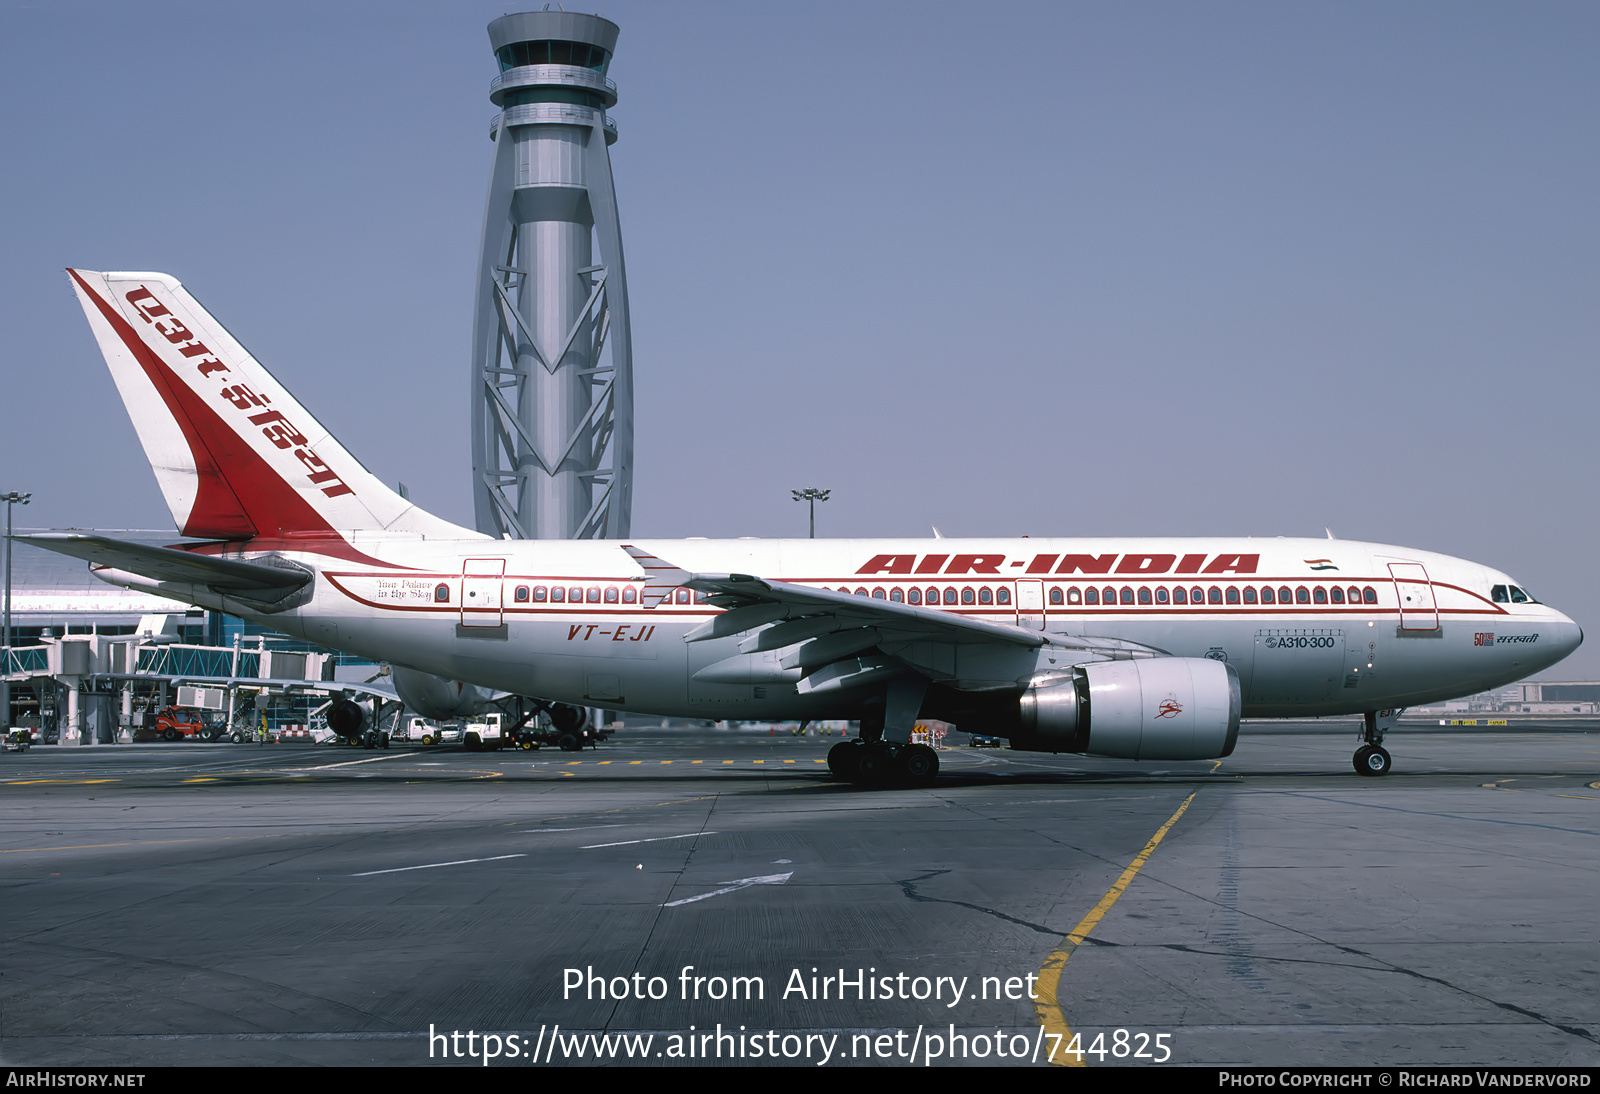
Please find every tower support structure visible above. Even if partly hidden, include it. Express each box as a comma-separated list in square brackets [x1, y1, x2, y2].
[471, 11, 633, 540]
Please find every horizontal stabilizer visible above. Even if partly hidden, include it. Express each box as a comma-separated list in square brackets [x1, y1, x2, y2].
[18, 533, 311, 593]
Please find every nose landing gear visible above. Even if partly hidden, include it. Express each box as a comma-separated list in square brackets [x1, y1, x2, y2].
[1353, 709, 1400, 777]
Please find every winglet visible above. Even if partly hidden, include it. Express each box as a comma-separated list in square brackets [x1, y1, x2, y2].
[620, 545, 691, 608]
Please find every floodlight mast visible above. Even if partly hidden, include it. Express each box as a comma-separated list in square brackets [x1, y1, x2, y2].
[1, 490, 30, 730]
[792, 488, 830, 539]
[470, 11, 633, 541]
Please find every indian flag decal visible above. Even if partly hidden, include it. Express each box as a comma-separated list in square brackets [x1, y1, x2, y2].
[1304, 559, 1339, 571]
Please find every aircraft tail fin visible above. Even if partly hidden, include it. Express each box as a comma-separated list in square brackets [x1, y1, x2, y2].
[66, 269, 481, 543]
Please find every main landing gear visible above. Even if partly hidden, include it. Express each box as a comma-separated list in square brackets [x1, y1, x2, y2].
[1352, 708, 1399, 777]
[826, 738, 940, 787]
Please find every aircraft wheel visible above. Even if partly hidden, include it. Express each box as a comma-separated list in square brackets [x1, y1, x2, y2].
[854, 744, 894, 786]
[898, 744, 939, 785]
[827, 741, 860, 780]
[1353, 745, 1392, 777]
[557, 733, 581, 752]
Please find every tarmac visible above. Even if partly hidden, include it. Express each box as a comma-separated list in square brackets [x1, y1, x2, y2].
[1, 721, 1596, 1067]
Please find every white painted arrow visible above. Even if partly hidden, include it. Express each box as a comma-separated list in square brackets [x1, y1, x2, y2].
[663, 871, 793, 907]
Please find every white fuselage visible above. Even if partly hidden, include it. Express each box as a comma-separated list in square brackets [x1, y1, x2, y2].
[109, 535, 1583, 723]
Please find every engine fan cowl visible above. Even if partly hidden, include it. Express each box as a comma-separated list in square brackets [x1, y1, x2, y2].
[1012, 657, 1240, 760]
[326, 698, 367, 738]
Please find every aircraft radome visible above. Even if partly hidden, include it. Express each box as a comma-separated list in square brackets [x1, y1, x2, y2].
[28, 269, 1583, 785]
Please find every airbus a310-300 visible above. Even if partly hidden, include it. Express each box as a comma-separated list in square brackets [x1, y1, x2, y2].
[30, 269, 1583, 784]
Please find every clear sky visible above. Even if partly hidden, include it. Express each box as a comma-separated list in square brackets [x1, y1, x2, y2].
[3, 1, 1596, 677]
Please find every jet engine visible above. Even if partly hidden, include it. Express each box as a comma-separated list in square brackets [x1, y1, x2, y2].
[391, 666, 499, 721]
[325, 698, 367, 738]
[1008, 657, 1240, 760]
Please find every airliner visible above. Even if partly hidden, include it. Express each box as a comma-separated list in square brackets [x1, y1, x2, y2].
[29, 269, 1583, 784]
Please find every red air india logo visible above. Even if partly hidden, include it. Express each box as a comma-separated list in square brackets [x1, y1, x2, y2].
[854, 553, 1260, 576]
[1156, 699, 1184, 719]
[124, 286, 354, 500]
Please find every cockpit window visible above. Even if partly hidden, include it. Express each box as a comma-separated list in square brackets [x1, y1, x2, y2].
[1491, 585, 1508, 603]
[1510, 585, 1538, 604]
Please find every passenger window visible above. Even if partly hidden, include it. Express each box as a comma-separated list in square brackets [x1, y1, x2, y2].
[1313, 586, 1327, 604]
[1348, 586, 1362, 604]
[1279, 586, 1293, 604]
[1296, 586, 1310, 604]
[1120, 587, 1135, 605]
[695, 591, 710, 604]
[996, 588, 1011, 605]
[1085, 588, 1099, 605]
[908, 588, 922, 605]
[1156, 586, 1170, 604]
[1138, 587, 1152, 605]
[1173, 587, 1187, 605]
[1330, 587, 1344, 604]
[1067, 586, 1082, 605]
[961, 587, 975, 605]
[979, 587, 993, 605]
[1363, 586, 1377, 604]
[1104, 586, 1117, 605]
[674, 588, 691, 604]
[928, 586, 941, 605]
[890, 588, 904, 603]
[1208, 586, 1223, 604]
[434, 583, 450, 603]
[1192, 586, 1205, 604]
[570, 586, 584, 603]
[944, 588, 959, 605]
[533, 586, 548, 602]
[586, 587, 601, 603]
[855, 587, 869, 597]
[1243, 587, 1257, 604]
[551, 586, 566, 603]
[622, 587, 637, 604]
[1225, 586, 1240, 604]
[1260, 586, 1274, 604]
[1049, 587, 1064, 606]
[871, 588, 885, 599]
[604, 586, 619, 603]
[514, 585, 530, 603]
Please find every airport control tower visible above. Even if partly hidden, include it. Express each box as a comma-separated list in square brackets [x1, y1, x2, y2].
[470, 11, 633, 540]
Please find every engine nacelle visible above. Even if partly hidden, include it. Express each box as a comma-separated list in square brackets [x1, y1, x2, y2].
[1012, 657, 1240, 760]
[326, 698, 367, 738]
[392, 666, 498, 721]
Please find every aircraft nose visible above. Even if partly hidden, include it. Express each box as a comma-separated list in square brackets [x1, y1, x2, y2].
[1548, 614, 1583, 661]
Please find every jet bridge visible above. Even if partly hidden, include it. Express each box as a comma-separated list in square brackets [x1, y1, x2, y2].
[1, 633, 391, 745]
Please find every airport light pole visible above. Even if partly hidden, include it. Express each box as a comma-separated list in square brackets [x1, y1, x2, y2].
[2, 491, 31, 730]
[791, 488, 830, 539]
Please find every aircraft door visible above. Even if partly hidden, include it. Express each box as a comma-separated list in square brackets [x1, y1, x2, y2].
[1388, 563, 1439, 632]
[461, 558, 505, 628]
[1015, 579, 1045, 631]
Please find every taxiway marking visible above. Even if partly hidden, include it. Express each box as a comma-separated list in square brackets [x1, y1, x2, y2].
[664, 871, 793, 908]
[581, 831, 715, 849]
[352, 853, 527, 877]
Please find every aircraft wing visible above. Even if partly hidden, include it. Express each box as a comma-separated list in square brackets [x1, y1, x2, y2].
[18, 533, 311, 593]
[621, 545, 1161, 692]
